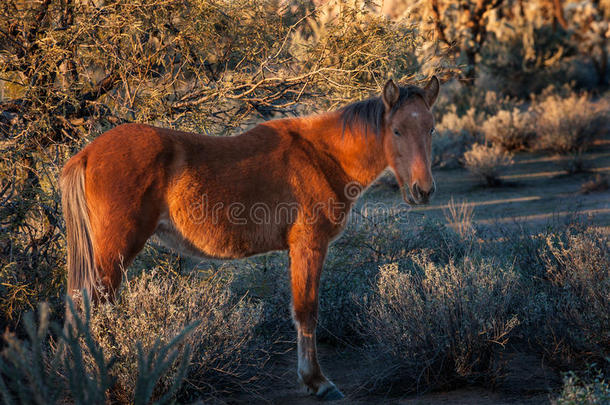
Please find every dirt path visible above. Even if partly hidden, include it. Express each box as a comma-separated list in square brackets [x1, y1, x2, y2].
[236, 344, 554, 404]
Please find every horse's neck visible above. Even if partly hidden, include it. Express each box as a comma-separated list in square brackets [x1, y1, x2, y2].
[294, 111, 388, 188]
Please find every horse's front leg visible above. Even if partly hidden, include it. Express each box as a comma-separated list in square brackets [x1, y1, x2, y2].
[289, 237, 344, 401]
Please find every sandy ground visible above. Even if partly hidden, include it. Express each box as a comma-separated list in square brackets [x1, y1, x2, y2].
[234, 343, 556, 404]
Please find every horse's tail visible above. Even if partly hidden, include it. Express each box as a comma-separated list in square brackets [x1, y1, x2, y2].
[61, 156, 97, 302]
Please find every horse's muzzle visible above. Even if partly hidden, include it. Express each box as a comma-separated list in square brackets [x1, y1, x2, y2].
[402, 181, 435, 205]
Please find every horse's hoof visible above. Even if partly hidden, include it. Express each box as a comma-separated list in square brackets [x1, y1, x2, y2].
[316, 384, 344, 401]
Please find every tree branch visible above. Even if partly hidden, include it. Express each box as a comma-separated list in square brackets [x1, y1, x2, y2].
[430, 0, 451, 46]
[80, 73, 121, 103]
[552, 0, 568, 30]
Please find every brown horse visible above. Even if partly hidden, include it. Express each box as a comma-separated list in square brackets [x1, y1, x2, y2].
[61, 77, 439, 400]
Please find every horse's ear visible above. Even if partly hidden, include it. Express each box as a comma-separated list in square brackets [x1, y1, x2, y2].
[382, 79, 400, 111]
[423, 76, 440, 107]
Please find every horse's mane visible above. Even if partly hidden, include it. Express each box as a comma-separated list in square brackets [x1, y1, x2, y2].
[340, 85, 425, 137]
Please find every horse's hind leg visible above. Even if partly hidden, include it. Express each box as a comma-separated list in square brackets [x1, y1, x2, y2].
[289, 234, 344, 401]
[94, 216, 160, 300]
[87, 199, 161, 302]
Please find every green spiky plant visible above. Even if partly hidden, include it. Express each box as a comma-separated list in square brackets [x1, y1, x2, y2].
[0, 292, 197, 405]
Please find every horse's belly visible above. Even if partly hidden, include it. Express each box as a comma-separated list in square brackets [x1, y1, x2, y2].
[151, 216, 214, 259]
[152, 214, 287, 260]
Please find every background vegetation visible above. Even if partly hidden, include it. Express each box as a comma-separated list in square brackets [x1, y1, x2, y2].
[1, 0, 608, 403]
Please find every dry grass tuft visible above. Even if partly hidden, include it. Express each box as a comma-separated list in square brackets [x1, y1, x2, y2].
[463, 143, 514, 186]
[443, 197, 475, 238]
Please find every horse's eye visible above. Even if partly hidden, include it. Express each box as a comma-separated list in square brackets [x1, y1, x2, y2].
[430, 127, 436, 135]
[393, 129, 401, 137]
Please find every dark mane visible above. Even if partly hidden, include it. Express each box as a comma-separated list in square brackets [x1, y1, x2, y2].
[340, 85, 425, 137]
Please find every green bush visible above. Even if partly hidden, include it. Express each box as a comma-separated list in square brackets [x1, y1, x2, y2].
[555, 367, 610, 405]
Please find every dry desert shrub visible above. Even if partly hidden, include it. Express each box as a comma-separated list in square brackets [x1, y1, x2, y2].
[88, 269, 265, 403]
[437, 106, 484, 137]
[505, 223, 609, 370]
[363, 255, 519, 391]
[463, 143, 514, 186]
[236, 214, 471, 345]
[532, 93, 609, 154]
[0, 297, 196, 405]
[433, 106, 484, 168]
[318, 215, 469, 341]
[432, 130, 470, 168]
[482, 108, 535, 151]
[433, 89, 520, 168]
[538, 229, 610, 364]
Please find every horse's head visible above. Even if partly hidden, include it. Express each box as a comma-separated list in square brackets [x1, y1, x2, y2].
[382, 77, 439, 205]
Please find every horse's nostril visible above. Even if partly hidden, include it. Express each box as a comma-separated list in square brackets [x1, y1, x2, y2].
[412, 182, 433, 202]
[412, 183, 421, 198]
